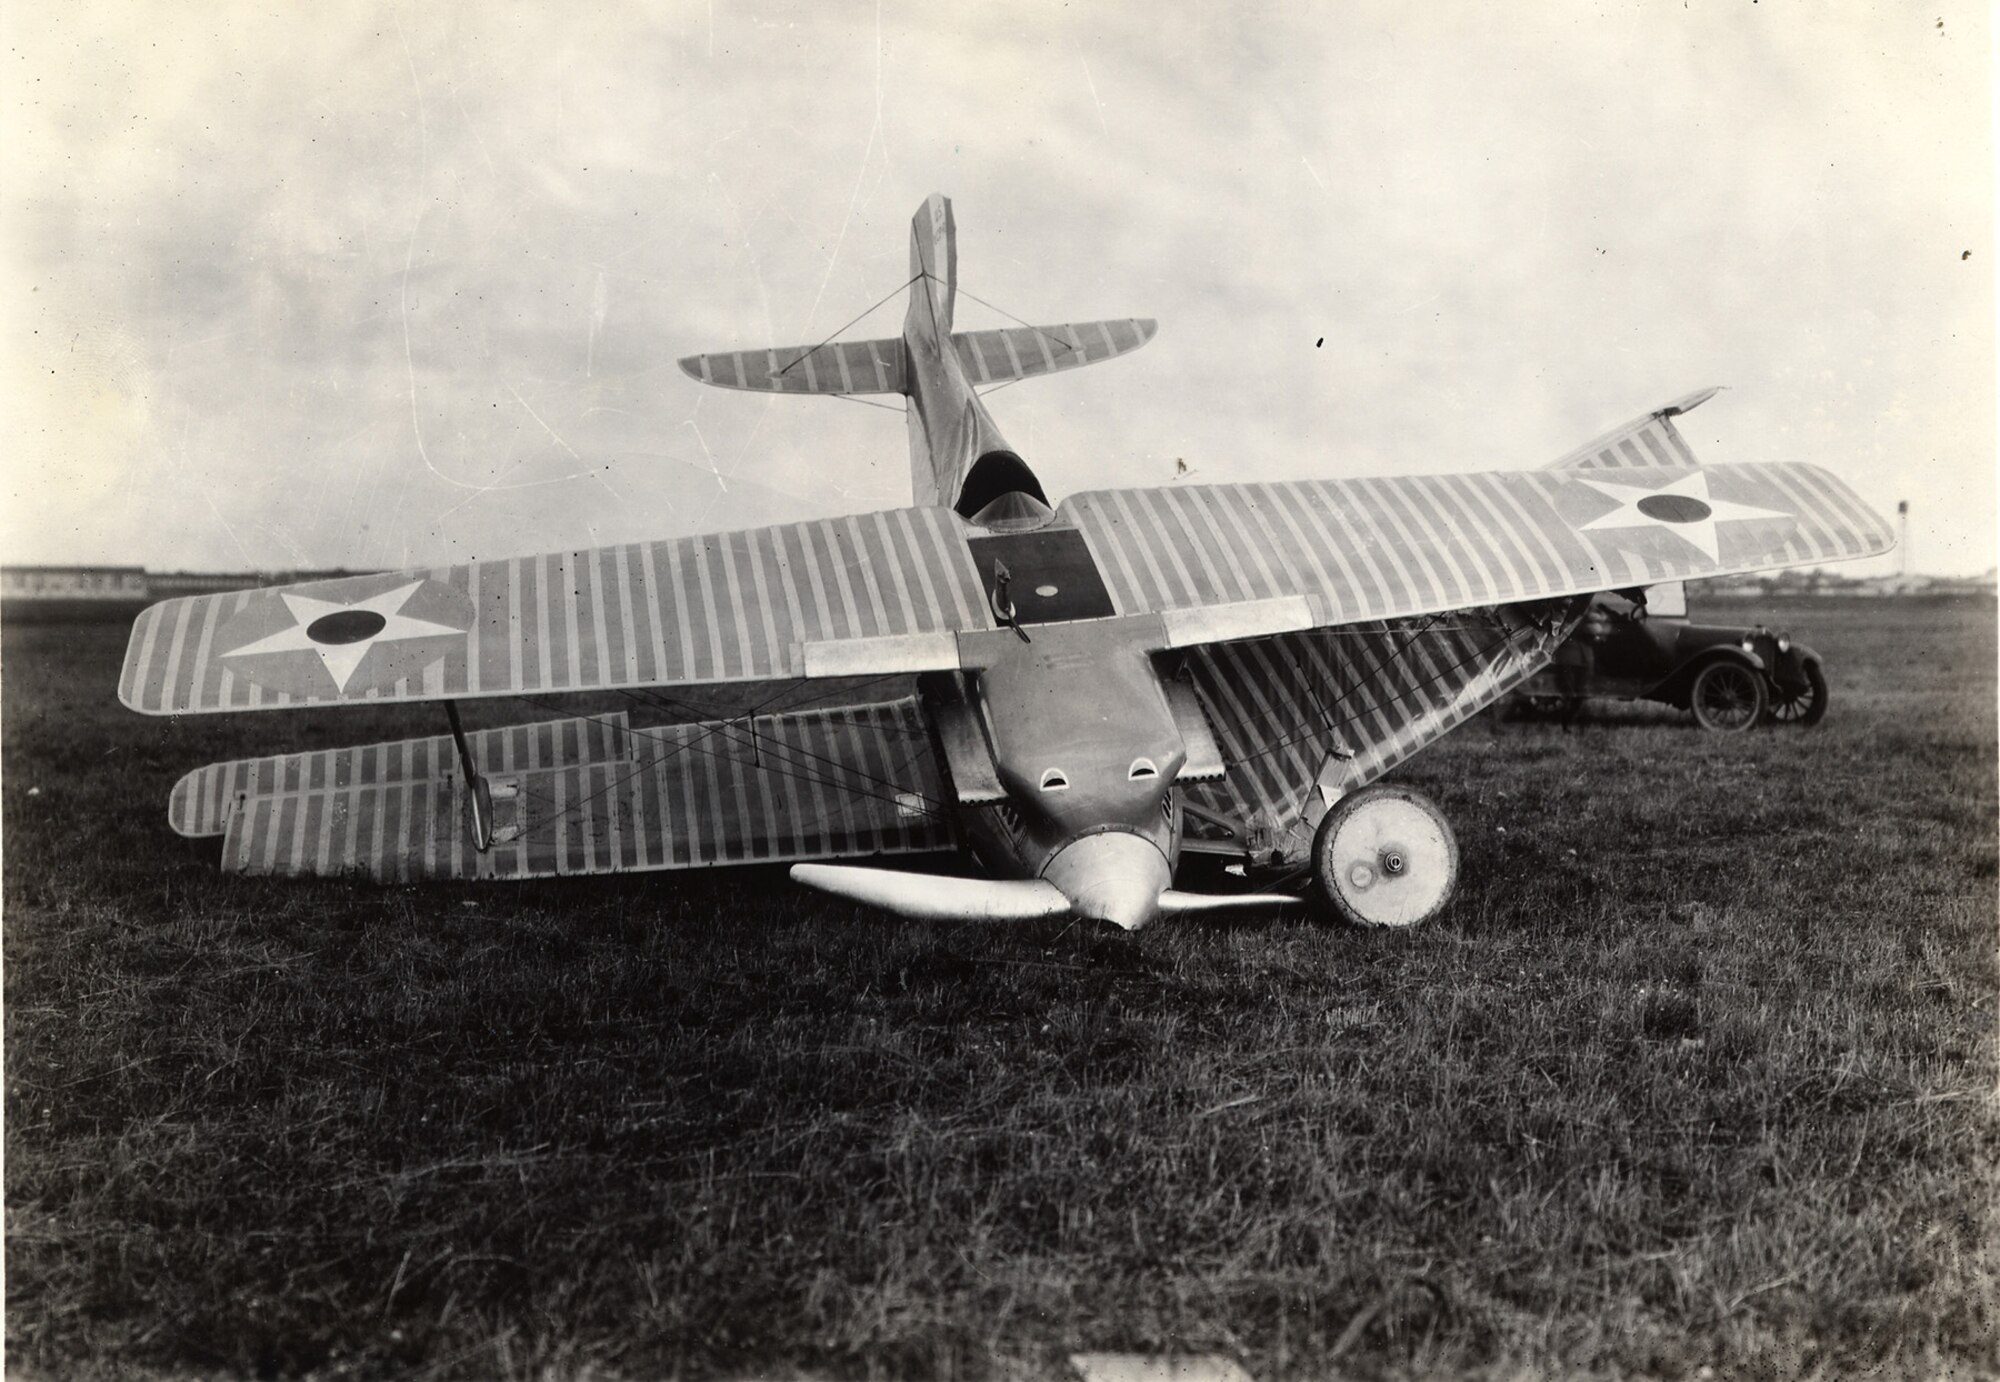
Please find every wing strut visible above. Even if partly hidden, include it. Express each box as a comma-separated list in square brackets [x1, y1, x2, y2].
[444, 701, 495, 852]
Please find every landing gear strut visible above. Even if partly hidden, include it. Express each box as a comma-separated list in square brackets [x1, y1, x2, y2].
[1311, 784, 1459, 928]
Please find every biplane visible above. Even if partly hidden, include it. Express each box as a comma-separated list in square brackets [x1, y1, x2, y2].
[119, 194, 1895, 929]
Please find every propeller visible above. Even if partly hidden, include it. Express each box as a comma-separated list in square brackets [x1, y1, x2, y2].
[789, 861, 1302, 928]
[790, 864, 1070, 922]
[1158, 890, 1303, 917]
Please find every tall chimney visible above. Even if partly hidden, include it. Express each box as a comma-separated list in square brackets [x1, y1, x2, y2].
[1897, 500, 1909, 580]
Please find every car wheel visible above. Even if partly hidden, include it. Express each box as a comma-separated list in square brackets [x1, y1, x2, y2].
[1689, 660, 1766, 732]
[1311, 784, 1458, 928]
[1766, 660, 1828, 727]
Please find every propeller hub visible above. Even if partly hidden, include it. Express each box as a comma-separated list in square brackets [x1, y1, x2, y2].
[1040, 831, 1171, 930]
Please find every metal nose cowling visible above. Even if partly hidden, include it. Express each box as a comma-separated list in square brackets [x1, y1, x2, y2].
[1041, 832, 1172, 931]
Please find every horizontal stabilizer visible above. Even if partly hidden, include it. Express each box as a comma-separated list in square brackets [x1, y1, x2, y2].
[170, 713, 631, 838]
[678, 338, 906, 395]
[676, 320, 1156, 397]
[1543, 387, 1720, 472]
[791, 863, 1071, 922]
[950, 319, 1157, 386]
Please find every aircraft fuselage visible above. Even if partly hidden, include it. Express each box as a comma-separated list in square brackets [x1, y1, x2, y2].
[954, 621, 1188, 929]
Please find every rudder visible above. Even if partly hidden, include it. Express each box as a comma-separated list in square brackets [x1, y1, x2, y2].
[907, 193, 957, 336]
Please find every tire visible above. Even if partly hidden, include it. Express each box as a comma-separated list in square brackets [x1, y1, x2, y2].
[1310, 784, 1459, 928]
[1766, 660, 1828, 727]
[1689, 660, 1766, 733]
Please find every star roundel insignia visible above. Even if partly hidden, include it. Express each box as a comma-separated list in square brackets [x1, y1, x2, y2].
[217, 576, 473, 697]
[1568, 470, 1792, 563]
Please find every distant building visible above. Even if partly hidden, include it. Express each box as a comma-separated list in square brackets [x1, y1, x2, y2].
[1, 565, 150, 600]
[2, 566, 370, 621]
[1695, 567, 1996, 599]
[144, 569, 359, 600]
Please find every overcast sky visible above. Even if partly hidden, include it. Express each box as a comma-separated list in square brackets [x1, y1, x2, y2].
[6, 1, 1992, 576]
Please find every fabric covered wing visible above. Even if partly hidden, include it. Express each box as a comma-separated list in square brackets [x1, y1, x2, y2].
[1178, 602, 1583, 865]
[120, 509, 996, 714]
[1541, 386, 1718, 472]
[170, 712, 632, 838]
[1059, 460, 1891, 644]
[208, 699, 953, 881]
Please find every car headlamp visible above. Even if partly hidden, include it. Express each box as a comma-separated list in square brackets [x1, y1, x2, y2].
[1777, 633, 1791, 653]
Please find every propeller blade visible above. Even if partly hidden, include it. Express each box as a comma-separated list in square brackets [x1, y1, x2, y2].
[1156, 890, 1302, 916]
[791, 864, 1072, 922]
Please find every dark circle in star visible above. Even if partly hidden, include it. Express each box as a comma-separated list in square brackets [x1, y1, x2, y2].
[1635, 494, 1713, 524]
[306, 610, 387, 645]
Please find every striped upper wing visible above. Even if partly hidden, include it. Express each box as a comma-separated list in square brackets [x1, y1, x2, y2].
[121, 508, 996, 715]
[1057, 461, 1893, 644]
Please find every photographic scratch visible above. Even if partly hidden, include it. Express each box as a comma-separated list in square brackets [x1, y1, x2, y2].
[391, 15, 463, 496]
[444, 66, 495, 178]
[507, 385, 620, 501]
[587, 267, 608, 378]
[796, 1, 885, 344]
[681, 418, 730, 493]
[433, 387, 624, 522]
[1077, 50, 1108, 136]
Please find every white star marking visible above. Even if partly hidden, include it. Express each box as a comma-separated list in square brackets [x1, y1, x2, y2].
[1572, 470, 1791, 563]
[221, 581, 464, 692]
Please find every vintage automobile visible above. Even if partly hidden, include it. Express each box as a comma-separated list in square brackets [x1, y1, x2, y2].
[1512, 582, 1828, 731]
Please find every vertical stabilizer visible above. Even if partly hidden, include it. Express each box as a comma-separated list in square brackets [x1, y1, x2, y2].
[681, 194, 1152, 520]
[902, 194, 1016, 509]
[908, 193, 957, 336]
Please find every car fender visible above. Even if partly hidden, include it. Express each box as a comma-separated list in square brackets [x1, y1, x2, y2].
[1649, 645, 1767, 709]
[1765, 640, 1823, 694]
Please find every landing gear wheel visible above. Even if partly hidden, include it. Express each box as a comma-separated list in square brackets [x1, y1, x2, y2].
[1311, 784, 1459, 928]
[1689, 660, 1766, 733]
[1765, 660, 1828, 727]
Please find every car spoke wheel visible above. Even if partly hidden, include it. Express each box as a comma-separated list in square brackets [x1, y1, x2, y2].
[1689, 660, 1766, 732]
[1311, 784, 1458, 928]
[1766, 660, 1828, 727]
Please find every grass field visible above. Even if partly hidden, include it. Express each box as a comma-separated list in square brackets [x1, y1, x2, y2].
[5, 593, 1996, 1380]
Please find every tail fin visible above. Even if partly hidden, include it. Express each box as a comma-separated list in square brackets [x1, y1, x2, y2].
[678, 194, 1157, 515]
[907, 193, 957, 337]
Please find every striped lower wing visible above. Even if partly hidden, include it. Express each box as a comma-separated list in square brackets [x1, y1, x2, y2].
[215, 699, 953, 880]
[1180, 604, 1580, 863]
[171, 714, 632, 837]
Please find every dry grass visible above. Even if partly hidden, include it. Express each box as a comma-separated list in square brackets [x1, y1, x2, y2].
[5, 594, 1995, 1380]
